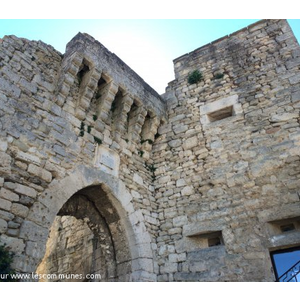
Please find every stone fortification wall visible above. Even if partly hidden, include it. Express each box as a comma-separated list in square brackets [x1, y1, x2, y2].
[154, 19, 300, 281]
[1, 19, 300, 282]
[0, 33, 165, 281]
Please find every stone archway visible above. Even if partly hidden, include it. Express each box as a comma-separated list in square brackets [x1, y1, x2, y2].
[36, 185, 131, 281]
[18, 165, 156, 281]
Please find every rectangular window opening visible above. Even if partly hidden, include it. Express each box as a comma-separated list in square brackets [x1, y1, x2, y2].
[267, 217, 300, 236]
[187, 230, 223, 249]
[207, 105, 234, 123]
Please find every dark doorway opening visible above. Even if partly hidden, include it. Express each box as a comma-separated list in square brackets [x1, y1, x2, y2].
[270, 246, 300, 282]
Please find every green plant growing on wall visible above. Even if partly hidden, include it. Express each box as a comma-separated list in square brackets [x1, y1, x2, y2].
[92, 114, 98, 121]
[87, 125, 92, 134]
[188, 70, 203, 85]
[0, 237, 18, 282]
[145, 163, 157, 182]
[79, 122, 85, 137]
[145, 163, 157, 173]
[214, 73, 224, 80]
[138, 150, 144, 157]
[94, 136, 102, 145]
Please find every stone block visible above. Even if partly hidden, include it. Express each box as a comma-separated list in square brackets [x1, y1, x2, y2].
[0, 218, 8, 233]
[183, 136, 198, 150]
[28, 164, 52, 182]
[169, 253, 186, 263]
[270, 113, 299, 122]
[0, 209, 14, 221]
[181, 186, 194, 196]
[15, 150, 41, 165]
[8, 221, 20, 229]
[131, 190, 141, 199]
[15, 183, 37, 198]
[210, 140, 223, 149]
[176, 179, 186, 187]
[0, 139, 8, 152]
[292, 90, 300, 102]
[0, 77, 21, 98]
[288, 73, 300, 84]
[19, 220, 48, 242]
[173, 124, 188, 135]
[133, 173, 144, 186]
[26, 241, 46, 260]
[168, 139, 182, 148]
[19, 78, 37, 94]
[11, 203, 29, 218]
[0, 188, 19, 202]
[0, 152, 12, 174]
[158, 175, 171, 184]
[189, 260, 207, 272]
[160, 262, 178, 274]
[173, 215, 188, 227]
[0, 235, 25, 254]
[6, 228, 19, 236]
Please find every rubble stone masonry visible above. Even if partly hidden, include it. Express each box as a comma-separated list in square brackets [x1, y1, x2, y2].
[0, 19, 300, 281]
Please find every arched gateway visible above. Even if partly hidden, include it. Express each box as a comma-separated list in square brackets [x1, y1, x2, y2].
[19, 165, 155, 281]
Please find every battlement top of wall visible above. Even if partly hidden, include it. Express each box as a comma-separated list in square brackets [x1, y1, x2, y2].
[172, 19, 290, 64]
[66, 32, 165, 104]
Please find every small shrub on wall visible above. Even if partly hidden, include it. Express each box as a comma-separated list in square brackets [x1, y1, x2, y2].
[188, 70, 203, 85]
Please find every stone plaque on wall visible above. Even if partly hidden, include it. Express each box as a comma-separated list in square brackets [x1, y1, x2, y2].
[94, 145, 120, 177]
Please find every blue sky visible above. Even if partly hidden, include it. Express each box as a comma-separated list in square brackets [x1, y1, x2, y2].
[0, 19, 299, 94]
[272, 248, 300, 281]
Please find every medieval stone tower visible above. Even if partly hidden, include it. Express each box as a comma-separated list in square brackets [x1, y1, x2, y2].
[0, 19, 300, 282]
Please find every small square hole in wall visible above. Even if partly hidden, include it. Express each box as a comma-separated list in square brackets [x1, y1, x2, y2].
[207, 105, 233, 123]
[187, 231, 223, 249]
[267, 217, 300, 236]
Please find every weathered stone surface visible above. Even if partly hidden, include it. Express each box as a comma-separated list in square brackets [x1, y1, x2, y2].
[168, 139, 182, 148]
[133, 173, 144, 186]
[11, 203, 29, 218]
[0, 77, 21, 98]
[153, 19, 300, 283]
[0, 152, 12, 173]
[19, 220, 48, 242]
[176, 179, 186, 187]
[0, 218, 8, 233]
[15, 151, 41, 165]
[0, 235, 25, 254]
[181, 186, 194, 196]
[27, 164, 52, 182]
[15, 183, 37, 198]
[0, 188, 19, 202]
[0, 140, 8, 152]
[0, 19, 300, 283]
[183, 136, 198, 150]
[270, 113, 299, 122]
